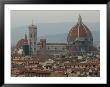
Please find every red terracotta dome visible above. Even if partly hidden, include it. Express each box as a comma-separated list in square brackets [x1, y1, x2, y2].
[67, 15, 93, 44]
[16, 39, 25, 49]
[16, 34, 28, 49]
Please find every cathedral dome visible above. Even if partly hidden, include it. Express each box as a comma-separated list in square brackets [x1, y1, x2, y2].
[16, 39, 25, 49]
[67, 15, 93, 44]
[16, 34, 28, 49]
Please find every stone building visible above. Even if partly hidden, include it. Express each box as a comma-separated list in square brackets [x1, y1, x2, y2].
[37, 41, 67, 57]
[28, 22, 37, 55]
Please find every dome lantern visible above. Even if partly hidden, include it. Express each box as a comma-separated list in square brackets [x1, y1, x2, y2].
[78, 14, 82, 24]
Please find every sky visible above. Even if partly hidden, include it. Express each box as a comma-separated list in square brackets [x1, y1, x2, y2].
[11, 10, 100, 29]
[11, 10, 100, 46]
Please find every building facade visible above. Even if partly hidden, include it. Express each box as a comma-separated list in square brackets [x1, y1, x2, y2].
[37, 41, 67, 57]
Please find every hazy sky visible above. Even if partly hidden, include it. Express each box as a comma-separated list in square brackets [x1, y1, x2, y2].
[11, 10, 100, 45]
[11, 10, 100, 29]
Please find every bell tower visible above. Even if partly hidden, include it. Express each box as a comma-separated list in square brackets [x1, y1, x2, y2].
[28, 21, 37, 56]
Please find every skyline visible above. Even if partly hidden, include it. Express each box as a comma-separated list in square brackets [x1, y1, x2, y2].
[11, 10, 100, 78]
[11, 10, 100, 46]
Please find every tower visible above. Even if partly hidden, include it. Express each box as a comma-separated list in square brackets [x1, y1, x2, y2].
[40, 37, 46, 49]
[22, 34, 29, 56]
[40, 38, 46, 56]
[28, 21, 37, 56]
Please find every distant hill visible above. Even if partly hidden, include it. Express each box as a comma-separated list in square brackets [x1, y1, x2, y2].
[37, 31, 100, 43]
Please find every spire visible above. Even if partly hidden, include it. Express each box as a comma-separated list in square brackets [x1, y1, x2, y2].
[78, 14, 82, 24]
[25, 34, 27, 40]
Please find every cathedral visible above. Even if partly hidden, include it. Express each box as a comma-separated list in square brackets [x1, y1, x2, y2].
[15, 15, 98, 57]
[67, 15, 97, 56]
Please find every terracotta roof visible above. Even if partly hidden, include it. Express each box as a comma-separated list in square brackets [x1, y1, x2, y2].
[67, 15, 93, 43]
[88, 46, 98, 51]
[25, 70, 51, 74]
[16, 39, 28, 49]
[16, 39, 25, 49]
